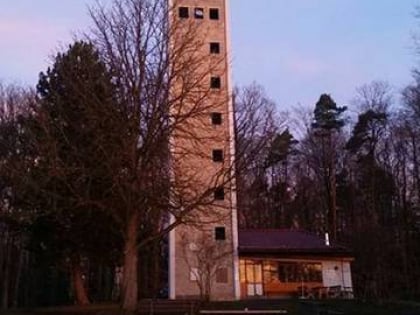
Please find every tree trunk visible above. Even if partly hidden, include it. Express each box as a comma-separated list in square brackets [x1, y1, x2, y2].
[330, 148, 337, 240]
[151, 240, 161, 298]
[12, 242, 24, 308]
[1, 231, 11, 309]
[70, 254, 90, 306]
[121, 212, 139, 313]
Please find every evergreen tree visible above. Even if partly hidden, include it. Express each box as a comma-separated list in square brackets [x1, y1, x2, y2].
[312, 94, 347, 239]
[23, 41, 122, 305]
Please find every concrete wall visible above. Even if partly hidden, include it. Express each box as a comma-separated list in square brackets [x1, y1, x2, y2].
[169, 0, 239, 301]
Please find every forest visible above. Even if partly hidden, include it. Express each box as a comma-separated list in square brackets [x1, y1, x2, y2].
[1, 0, 420, 312]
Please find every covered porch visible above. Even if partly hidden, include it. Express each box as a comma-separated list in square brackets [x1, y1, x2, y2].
[238, 230, 354, 299]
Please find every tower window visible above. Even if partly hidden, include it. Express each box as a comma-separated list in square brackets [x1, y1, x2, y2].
[190, 268, 199, 281]
[209, 8, 220, 20]
[179, 7, 189, 18]
[215, 227, 226, 240]
[212, 149, 224, 162]
[214, 187, 225, 200]
[194, 8, 204, 19]
[211, 112, 222, 125]
[216, 268, 228, 283]
[211, 77, 221, 89]
[210, 42, 220, 54]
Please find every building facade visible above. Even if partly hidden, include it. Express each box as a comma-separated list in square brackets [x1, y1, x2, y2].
[168, 0, 240, 301]
[238, 230, 353, 299]
[167, 0, 354, 301]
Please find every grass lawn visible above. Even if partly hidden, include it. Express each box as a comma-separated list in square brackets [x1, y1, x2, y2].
[203, 299, 420, 315]
[0, 304, 120, 315]
[0, 300, 419, 315]
[317, 300, 420, 315]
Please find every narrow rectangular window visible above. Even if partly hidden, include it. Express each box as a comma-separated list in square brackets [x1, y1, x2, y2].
[211, 112, 222, 125]
[210, 42, 220, 54]
[215, 227, 226, 240]
[190, 268, 199, 281]
[214, 187, 225, 200]
[209, 8, 220, 20]
[216, 268, 228, 283]
[212, 149, 223, 162]
[211, 76, 221, 89]
[194, 7, 204, 19]
[179, 7, 189, 18]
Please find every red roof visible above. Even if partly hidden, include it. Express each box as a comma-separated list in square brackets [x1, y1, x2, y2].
[238, 229, 351, 256]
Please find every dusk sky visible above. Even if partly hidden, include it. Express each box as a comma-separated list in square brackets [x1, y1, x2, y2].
[0, 0, 419, 110]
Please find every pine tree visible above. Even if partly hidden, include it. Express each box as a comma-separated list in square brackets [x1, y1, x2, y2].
[312, 94, 347, 239]
[25, 41, 122, 305]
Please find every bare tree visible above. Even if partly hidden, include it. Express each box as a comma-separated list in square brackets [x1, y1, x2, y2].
[352, 81, 393, 113]
[179, 229, 232, 301]
[234, 84, 282, 228]
[86, 0, 275, 311]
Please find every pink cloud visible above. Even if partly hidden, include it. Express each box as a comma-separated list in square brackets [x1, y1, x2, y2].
[283, 55, 329, 77]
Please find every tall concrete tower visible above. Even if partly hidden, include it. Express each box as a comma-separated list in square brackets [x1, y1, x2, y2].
[168, 0, 239, 300]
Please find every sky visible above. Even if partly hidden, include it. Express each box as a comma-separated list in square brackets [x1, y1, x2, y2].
[0, 0, 419, 110]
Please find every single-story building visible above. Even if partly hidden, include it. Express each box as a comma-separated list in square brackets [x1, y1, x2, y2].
[238, 229, 354, 299]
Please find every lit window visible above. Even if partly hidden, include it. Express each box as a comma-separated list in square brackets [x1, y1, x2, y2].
[194, 8, 204, 19]
[179, 7, 189, 18]
[209, 8, 220, 20]
[210, 42, 220, 54]
[211, 77, 221, 89]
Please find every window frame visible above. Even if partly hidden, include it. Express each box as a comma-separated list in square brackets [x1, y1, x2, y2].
[215, 226, 226, 240]
[214, 187, 225, 200]
[211, 76, 221, 89]
[194, 7, 204, 19]
[209, 8, 220, 20]
[212, 149, 224, 162]
[211, 112, 222, 125]
[190, 268, 199, 281]
[178, 7, 189, 19]
[210, 42, 221, 54]
[216, 267, 228, 283]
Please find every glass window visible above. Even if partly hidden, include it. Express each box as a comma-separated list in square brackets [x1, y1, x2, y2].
[215, 227, 226, 240]
[278, 262, 322, 283]
[190, 268, 199, 281]
[214, 186, 225, 200]
[212, 149, 224, 162]
[279, 263, 297, 282]
[179, 7, 189, 18]
[263, 262, 279, 284]
[254, 264, 262, 283]
[211, 112, 222, 125]
[246, 263, 255, 283]
[210, 42, 221, 54]
[209, 8, 220, 20]
[194, 7, 204, 19]
[240, 260, 246, 283]
[216, 268, 228, 283]
[211, 77, 221, 89]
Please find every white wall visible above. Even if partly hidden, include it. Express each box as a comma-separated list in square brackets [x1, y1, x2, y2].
[322, 261, 353, 289]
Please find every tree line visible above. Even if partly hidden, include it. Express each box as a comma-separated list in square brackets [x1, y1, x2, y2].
[1, 0, 420, 312]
